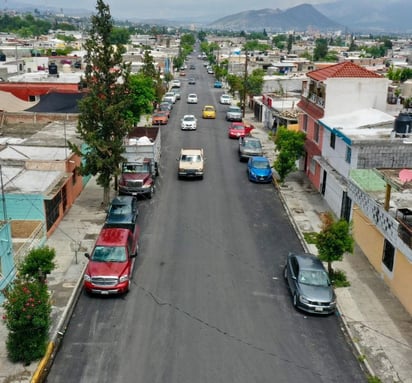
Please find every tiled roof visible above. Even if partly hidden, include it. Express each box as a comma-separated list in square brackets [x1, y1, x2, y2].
[308, 62, 382, 81]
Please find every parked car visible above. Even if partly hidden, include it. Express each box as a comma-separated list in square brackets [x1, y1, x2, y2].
[104, 196, 139, 231]
[163, 92, 176, 104]
[284, 252, 336, 315]
[170, 87, 181, 100]
[181, 114, 197, 130]
[226, 106, 242, 121]
[84, 227, 139, 295]
[202, 105, 216, 119]
[188, 77, 196, 85]
[239, 136, 263, 160]
[152, 111, 168, 125]
[170, 79, 181, 88]
[189, 64, 196, 70]
[247, 156, 273, 183]
[187, 93, 198, 104]
[228, 122, 253, 139]
[220, 94, 231, 104]
[214, 80, 222, 88]
[179, 71, 186, 76]
[207, 67, 214, 74]
[158, 102, 172, 117]
[177, 148, 205, 179]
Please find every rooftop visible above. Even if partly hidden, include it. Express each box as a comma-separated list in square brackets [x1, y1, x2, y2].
[309, 62, 382, 81]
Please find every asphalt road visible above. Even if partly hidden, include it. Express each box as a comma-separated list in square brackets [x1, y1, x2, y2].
[47, 56, 366, 383]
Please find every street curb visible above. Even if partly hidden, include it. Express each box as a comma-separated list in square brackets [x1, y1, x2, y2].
[273, 174, 377, 380]
[31, 262, 87, 383]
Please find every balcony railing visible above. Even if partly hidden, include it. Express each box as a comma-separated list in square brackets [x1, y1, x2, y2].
[396, 208, 412, 249]
[308, 93, 325, 108]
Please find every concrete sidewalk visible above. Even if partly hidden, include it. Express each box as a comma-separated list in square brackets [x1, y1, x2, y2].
[0, 116, 411, 383]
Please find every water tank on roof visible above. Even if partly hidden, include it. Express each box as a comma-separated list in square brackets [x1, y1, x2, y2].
[394, 111, 412, 136]
[48, 63, 58, 75]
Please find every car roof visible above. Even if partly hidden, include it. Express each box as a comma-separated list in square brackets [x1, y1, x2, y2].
[243, 136, 261, 142]
[203, 105, 215, 109]
[291, 252, 325, 270]
[251, 156, 269, 162]
[181, 148, 203, 155]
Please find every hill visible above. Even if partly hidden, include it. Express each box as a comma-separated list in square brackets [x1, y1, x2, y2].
[208, 4, 343, 32]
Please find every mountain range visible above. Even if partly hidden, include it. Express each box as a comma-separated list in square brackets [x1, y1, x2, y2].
[0, 1, 411, 33]
[207, 4, 342, 32]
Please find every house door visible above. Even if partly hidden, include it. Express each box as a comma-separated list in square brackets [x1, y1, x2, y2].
[321, 170, 327, 195]
[340, 191, 352, 222]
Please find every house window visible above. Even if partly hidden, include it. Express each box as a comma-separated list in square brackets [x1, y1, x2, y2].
[382, 239, 395, 271]
[330, 133, 336, 149]
[302, 114, 308, 132]
[314, 123, 319, 143]
[345, 146, 352, 163]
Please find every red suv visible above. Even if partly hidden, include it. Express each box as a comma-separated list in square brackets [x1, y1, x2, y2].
[84, 226, 139, 295]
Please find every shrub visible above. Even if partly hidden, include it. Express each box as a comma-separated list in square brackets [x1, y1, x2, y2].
[2, 278, 51, 364]
[18, 246, 55, 282]
[330, 269, 350, 288]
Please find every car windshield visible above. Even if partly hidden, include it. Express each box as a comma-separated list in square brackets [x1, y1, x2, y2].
[92, 246, 127, 262]
[229, 107, 241, 112]
[181, 155, 201, 162]
[184, 116, 195, 121]
[204, 107, 214, 111]
[298, 269, 330, 287]
[253, 160, 270, 169]
[122, 163, 149, 173]
[245, 140, 261, 149]
[109, 204, 131, 216]
[232, 125, 244, 130]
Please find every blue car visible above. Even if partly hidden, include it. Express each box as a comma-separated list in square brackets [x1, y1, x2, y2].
[214, 80, 222, 88]
[247, 156, 273, 183]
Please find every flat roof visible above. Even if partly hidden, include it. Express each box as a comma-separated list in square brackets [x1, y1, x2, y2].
[319, 108, 395, 143]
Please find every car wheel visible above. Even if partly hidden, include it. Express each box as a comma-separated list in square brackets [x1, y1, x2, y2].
[293, 293, 298, 308]
[148, 185, 154, 199]
[283, 265, 288, 280]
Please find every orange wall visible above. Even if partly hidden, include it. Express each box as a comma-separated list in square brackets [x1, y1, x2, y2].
[353, 206, 412, 316]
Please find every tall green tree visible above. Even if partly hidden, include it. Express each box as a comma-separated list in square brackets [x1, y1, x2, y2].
[313, 38, 328, 61]
[69, 0, 132, 206]
[273, 127, 306, 183]
[315, 212, 354, 275]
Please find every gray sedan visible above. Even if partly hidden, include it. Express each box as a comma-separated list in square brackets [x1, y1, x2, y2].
[284, 252, 336, 314]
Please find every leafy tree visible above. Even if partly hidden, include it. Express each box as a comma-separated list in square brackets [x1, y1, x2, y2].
[198, 31, 206, 42]
[245, 68, 264, 97]
[69, 0, 133, 206]
[273, 127, 306, 183]
[287, 34, 293, 54]
[127, 73, 156, 124]
[2, 246, 55, 364]
[18, 246, 56, 283]
[110, 27, 131, 45]
[315, 212, 354, 275]
[272, 34, 287, 50]
[313, 38, 328, 61]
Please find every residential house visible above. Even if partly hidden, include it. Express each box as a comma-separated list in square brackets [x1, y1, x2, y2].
[297, 61, 400, 219]
[349, 168, 412, 316]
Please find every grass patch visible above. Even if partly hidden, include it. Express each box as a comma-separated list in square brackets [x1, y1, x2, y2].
[330, 269, 350, 287]
[303, 231, 318, 244]
[367, 376, 382, 383]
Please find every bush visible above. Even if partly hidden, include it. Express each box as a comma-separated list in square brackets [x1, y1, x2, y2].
[2, 278, 51, 364]
[330, 269, 350, 288]
[18, 246, 55, 282]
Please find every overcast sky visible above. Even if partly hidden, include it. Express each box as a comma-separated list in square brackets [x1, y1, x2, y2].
[32, 0, 336, 20]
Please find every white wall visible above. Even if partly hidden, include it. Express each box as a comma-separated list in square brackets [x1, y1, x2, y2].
[324, 77, 389, 116]
[322, 128, 353, 178]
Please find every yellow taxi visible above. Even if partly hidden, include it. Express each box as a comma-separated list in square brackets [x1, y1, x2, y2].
[202, 105, 216, 119]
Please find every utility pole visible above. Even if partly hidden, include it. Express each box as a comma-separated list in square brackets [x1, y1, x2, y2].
[242, 50, 248, 118]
